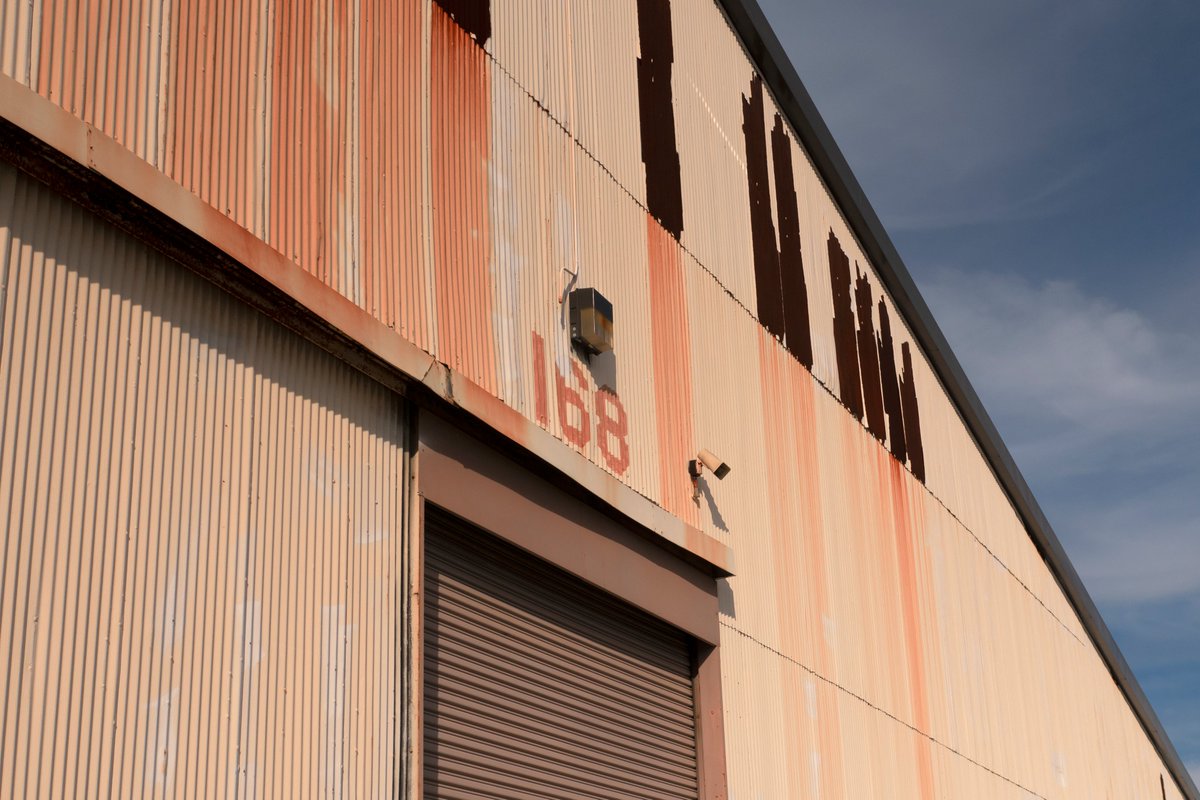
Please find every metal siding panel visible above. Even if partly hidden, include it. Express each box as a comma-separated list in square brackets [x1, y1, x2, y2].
[487, 65, 661, 503]
[431, 6, 497, 393]
[359, 0, 429, 345]
[0, 161, 408, 798]
[424, 507, 699, 800]
[489, 0, 645, 209]
[672, 0, 760, 309]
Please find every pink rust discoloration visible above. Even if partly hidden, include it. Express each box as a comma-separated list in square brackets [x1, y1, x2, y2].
[359, 0, 428, 345]
[757, 328, 846, 797]
[431, 8, 497, 394]
[5, 29, 735, 585]
[880, 445, 937, 797]
[17, 64, 729, 582]
[843, 418, 909, 718]
[268, 0, 352, 288]
[167, 0, 262, 225]
[646, 216, 697, 524]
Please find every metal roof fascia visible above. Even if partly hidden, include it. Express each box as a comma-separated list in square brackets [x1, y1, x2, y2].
[713, 1, 1199, 797]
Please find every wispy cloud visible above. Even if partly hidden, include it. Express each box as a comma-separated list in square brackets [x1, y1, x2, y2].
[1071, 499, 1200, 605]
[921, 268, 1200, 606]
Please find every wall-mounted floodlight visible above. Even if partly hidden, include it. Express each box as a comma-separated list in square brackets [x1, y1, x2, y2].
[568, 288, 614, 355]
[689, 448, 731, 502]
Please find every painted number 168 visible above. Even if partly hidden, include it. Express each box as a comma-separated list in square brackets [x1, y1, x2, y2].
[531, 332, 630, 475]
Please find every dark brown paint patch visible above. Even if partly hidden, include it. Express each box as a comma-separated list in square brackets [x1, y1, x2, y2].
[742, 77, 785, 339]
[636, 0, 684, 238]
[900, 342, 925, 482]
[742, 84, 813, 365]
[827, 231, 863, 420]
[433, 0, 491, 45]
[771, 116, 813, 368]
[877, 300, 907, 464]
[855, 268, 886, 442]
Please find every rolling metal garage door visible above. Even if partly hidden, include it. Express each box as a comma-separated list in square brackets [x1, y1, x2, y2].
[424, 506, 700, 800]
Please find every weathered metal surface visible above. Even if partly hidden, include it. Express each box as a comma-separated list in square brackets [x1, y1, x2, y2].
[0, 0, 1191, 797]
[0, 162, 409, 798]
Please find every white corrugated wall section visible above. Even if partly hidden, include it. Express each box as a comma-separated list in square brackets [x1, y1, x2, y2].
[0, 161, 409, 799]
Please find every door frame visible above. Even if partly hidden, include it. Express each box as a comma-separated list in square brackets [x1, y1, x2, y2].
[409, 410, 728, 800]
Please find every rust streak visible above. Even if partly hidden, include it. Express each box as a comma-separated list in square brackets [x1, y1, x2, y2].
[646, 217, 696, 523]
[885, 453, 935, 797]
[431, 8, 496, 394]
[359, 0, 427, 344]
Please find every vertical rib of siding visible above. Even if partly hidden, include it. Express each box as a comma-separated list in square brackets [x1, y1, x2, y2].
[0, 0, 43, 87]
[0, 162, 407, 798]
[430, 6, 497, 394]
[359, 0, 429, 346]
[15, 0, 172, 166]
[166, 0, 264, 243]
[489, 0, 645, 208]
[265, 0, 355, 292]
[670, 0, 756, 304]
[646, 220, 697, 524]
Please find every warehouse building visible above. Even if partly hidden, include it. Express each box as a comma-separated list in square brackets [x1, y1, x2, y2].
[0, 0, 1194, 797]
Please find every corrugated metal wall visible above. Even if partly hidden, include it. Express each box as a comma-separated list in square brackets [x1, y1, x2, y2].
[0, 162, 409, 798]
[0, 0, 1187, 797]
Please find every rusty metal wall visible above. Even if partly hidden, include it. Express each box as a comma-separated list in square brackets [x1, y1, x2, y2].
[0, 161, 409, 798]
[0, 0, 1188, 798]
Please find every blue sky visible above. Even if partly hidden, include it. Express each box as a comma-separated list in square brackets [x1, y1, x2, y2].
[757, 0, 1200, 783]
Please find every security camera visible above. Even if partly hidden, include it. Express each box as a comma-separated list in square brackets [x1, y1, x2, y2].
[695, 448, 731, 479]
[689, 449, 730, 503]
